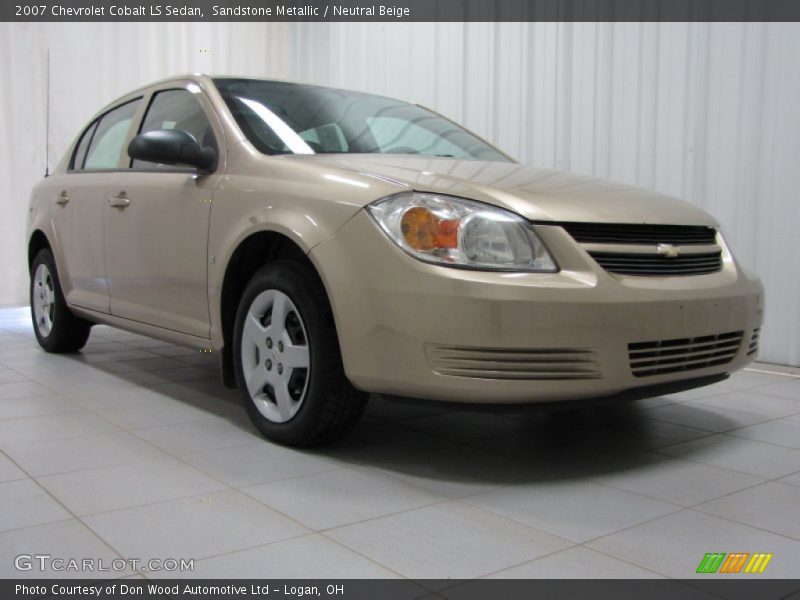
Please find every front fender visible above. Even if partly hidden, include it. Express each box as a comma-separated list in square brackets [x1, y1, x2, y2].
[206, 147, 405, 347]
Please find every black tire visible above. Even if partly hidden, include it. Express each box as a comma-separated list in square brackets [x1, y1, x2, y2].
[30, 248, 92, 353]
[233, 259, 368, 446]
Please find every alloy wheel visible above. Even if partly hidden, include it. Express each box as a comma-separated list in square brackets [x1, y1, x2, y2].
[32, 263, 55, 337]
[240, 289, 310, 423]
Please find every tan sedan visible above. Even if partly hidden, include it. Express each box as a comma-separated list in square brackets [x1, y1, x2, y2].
[27, 75, 764, 445]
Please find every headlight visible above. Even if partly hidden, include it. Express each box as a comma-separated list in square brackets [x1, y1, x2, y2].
[366, 192, 557, 272]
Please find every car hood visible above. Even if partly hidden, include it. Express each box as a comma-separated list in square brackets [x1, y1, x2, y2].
[292, 154, 717, 226]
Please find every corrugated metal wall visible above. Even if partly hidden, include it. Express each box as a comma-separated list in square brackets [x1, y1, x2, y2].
[0, 22, 292, 311]
[292, 22, 800, 366]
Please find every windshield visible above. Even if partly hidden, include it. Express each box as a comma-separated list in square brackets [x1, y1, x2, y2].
[214, 78, 511, 162]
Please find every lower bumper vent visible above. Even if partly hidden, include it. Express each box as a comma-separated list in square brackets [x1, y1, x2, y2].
[629, 331, 743, 378]
[425, 345, 601, 380]
[747, 328, 760, 356]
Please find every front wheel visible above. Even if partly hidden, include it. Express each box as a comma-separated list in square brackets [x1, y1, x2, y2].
[233, 259, 368, 446]
[30, 248, 91, 352]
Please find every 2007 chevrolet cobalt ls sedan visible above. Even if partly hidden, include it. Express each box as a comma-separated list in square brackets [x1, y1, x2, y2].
[27, 75, 764, 445]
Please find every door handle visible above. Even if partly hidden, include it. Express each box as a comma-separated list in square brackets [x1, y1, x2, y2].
[108, 192, 130, 209]
[56, 191, 69, 206]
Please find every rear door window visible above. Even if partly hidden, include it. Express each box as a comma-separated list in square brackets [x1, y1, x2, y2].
[84, 99, 140, 170]
[70, 120, 98, 170]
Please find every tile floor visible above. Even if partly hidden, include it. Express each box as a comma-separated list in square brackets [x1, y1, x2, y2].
[1, 306, 799, 580]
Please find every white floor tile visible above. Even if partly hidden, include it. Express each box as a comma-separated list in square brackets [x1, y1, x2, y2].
[0, 370, 28, 384]
[84, 490, 309, 560]
[316, 420, 458, 464]
[65, 384, 200, 411]
[588, 452, 765, 507]
[245, 467, 445, 530]
[487, 546, 661, 578]
[0, 479, 71, 532]
[0, 381, 54, 401]
[753, 379, 800, 401]
[728, 419, 800, 449]
[183, 442, 338, 488]
[587, 510, 800, 578]
[779, 471, 800, 487]
[371, 445, 547, 499]
[0, 452, 26, 482]
[151, 534, 399, 579]
[134, 417, 261, 455]
[94, 397, 228, 431]
[728, 370, 796, 390]
[692, 390, 800, 419]
[401, 412, 527, 444]
[657, 434, 800, 479]
[644, 401, 770, 433]
[0, 394, 84, 420]
[465, 479, 679, 543]
[37, 457, 227, 516]
[696, 482, 800, 541]
[3, 431, 165, 477]
[326, 502, 571, 579]
[0, 520, 130, 578]
[0, 410, 120, 446]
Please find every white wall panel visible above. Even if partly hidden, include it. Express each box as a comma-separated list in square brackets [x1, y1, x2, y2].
[0, 21, 292, 310]
[292, 22, 800, 366]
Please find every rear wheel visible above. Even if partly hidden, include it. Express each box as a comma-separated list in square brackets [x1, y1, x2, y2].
[30, 249, 91, 352]
[233, 259, 368, 446]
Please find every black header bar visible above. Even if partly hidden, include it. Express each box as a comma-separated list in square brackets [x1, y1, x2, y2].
[4, 0, 800, 22]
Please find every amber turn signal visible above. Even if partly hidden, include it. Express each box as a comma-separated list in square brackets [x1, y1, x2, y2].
[400, 207, 459, 251]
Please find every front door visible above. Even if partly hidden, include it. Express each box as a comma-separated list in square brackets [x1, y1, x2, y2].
[105, 87, 222, 338]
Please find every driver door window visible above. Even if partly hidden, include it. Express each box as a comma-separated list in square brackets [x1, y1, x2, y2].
[132, 89, 216, 169]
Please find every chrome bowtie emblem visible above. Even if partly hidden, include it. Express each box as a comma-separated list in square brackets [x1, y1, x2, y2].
[657, 243, 680, 258]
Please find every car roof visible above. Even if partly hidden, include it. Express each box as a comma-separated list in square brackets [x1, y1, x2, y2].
[115, 74, 404, 107]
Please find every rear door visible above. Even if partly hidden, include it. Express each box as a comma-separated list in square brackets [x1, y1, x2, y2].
[51, 99, 141, 313]
[105, 84, 223, 338]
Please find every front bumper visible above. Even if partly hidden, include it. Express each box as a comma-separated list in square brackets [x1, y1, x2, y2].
[309, 211, 764, 404]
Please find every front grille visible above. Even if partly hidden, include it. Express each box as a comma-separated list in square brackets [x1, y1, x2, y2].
[425, 344, 601, 380]
[559, 222, 724, 277]
[629, 331, 743, 377]
[747, 328, 760, 356]
[589, 251, 723, 276]
[561, 223, 717, 245]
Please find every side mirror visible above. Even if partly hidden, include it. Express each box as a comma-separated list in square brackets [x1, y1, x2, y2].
[128, 129, 217, 172]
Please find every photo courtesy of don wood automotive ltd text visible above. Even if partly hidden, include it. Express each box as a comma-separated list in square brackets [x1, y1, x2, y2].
[1, 1, 799, 599]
